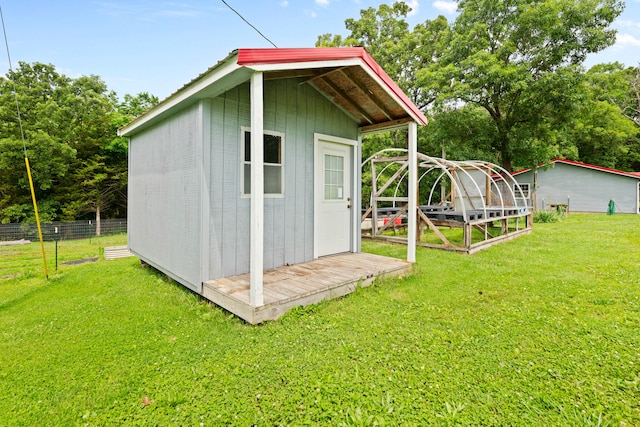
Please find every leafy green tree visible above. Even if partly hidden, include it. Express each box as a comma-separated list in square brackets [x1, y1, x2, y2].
[0, 62, 157, 225]
[587, 62, 640, 127]
[419, 105, 500, 161]
[318, 0, 623, 171]
[118, 92, 158, 117]
[0, 63, 76, 223]
[425, 0, 624, 171]
[567, 64, 640, 170]
[57, 75, 123, 234]
[317, 2, 450, 109]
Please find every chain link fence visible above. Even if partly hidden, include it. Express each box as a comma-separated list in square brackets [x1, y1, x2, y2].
[0, 219, 127, 242]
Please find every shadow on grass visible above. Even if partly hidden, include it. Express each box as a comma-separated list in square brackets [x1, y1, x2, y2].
[0, 276, 48, 312]
[134, 259, 248, 325]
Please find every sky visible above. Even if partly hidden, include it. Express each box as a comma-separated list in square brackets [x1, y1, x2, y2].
[1, 0, 639, 101]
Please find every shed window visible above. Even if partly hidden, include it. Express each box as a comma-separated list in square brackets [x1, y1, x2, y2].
[515, 183, 530, 198]
[242, 128, 284, 196]
[324, 154, 344, 200]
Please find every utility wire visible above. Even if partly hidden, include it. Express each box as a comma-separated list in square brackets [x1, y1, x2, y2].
[0, 4, 26, 156]
[0, 3, 49, 279]
[221, 0, 278, 48]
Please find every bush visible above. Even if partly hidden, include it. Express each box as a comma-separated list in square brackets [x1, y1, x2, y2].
[533, 209, 562, 223]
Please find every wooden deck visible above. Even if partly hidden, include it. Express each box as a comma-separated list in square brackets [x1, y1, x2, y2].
[202, 252, 413, 324]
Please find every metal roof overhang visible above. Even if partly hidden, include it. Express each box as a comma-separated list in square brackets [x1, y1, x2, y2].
[118, 47, 427, 137]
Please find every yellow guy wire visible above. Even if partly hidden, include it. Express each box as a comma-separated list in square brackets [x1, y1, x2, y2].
[1, 4, 48, 279]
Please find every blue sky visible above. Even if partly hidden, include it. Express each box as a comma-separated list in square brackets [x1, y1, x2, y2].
[2, 0, 639, 100]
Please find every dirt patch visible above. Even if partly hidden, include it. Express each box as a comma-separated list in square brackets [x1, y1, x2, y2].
[61, 257, 99, 266]
[0, 239, 31, 246]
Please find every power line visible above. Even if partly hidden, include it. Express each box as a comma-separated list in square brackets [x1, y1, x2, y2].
[220, 0, 278, 48]
[0, 3, 49, 279]
[0, 4, 26, 157]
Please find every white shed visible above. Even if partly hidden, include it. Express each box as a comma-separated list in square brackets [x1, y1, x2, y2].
[118, 48, 428, 323]
[512, 159, 640, 214]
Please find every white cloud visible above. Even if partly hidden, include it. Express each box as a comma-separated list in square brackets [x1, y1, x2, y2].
[618, 19, 640, 30]
[315, 0, 330, 6]
[433, 0, 458, 15]
[616, 33, 640, 47]
[280, 0, 288, 6]
[403, 0, 420, 16]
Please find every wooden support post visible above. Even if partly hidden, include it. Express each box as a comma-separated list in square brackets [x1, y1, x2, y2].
[249, 72, 264, 307]
[464, 222, 472, 249]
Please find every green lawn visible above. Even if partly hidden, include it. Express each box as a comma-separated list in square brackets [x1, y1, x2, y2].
[1, 214, 638, 425]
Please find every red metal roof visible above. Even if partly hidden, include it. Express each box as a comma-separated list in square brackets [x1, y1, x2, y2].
[511, 158, 640, 179]
[236, 47, 428, 126]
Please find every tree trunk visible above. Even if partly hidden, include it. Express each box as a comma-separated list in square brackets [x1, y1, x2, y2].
[96, 204, 101, 237]
[502, 156, 513, 172]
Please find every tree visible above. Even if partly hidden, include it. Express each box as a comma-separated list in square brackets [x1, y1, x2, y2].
[318, 0, 623, 171]
[118, 92, 158, 117]
[0, 62, 76, 223]
[316, 2, 450, 110]
[568, 64, 640, 170]
[418, 105, 500, 161]
[425, 0, 624, 171]
[57, 75, 123, 235]
[587, 62, 640, 127]
[0, 62, 157, 225]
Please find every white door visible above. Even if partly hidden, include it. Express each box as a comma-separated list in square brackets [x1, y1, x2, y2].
[316, 139, 352, 257]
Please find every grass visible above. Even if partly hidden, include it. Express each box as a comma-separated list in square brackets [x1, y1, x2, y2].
[382, 217, 527, 246]
[1, 214, 639, 425]
[0, 233, 127, 279]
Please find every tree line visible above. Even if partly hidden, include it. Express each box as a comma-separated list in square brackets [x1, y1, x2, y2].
[0, 62, 156, 224]
[1, 0, 639, 224]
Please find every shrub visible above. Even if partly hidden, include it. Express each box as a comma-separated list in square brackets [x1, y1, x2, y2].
[533, 209, 562, 223]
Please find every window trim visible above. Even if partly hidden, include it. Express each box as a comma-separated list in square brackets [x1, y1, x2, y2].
[240, 126, 285, 198]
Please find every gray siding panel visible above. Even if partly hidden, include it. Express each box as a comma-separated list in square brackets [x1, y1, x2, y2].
[515, 163, 639, 213]
[129, 76, 362, 286]
[207, 78, 358, 279]
[128, 104, 202, 290]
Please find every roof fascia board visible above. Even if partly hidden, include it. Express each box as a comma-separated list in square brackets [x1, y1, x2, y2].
[118, 57, 243, 136]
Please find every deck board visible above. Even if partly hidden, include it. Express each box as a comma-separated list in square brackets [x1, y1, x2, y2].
[202, 252, 412, 323]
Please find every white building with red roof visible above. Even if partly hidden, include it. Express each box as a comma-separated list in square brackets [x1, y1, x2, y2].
[511, 159, 640, 214]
